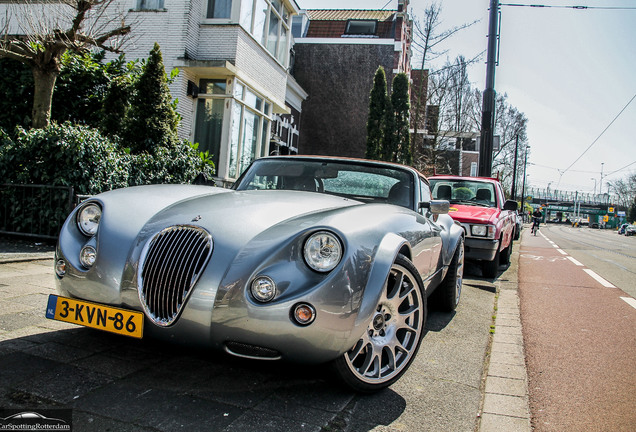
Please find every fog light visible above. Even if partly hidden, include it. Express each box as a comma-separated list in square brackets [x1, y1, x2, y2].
[55, 259, 66, 277]
[251, 276, 276, 302]
[292, 303, 316, 326]
[79, 245, 97, 268]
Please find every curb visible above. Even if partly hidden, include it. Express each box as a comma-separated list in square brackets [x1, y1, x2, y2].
[478, 235, 532, 431]
[0, 253, 55, 264]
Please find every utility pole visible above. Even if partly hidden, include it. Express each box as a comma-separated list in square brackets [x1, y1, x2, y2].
[511, 135, 519, 199]
[478, 0, 500, 177]
[520, 146, 528, 217]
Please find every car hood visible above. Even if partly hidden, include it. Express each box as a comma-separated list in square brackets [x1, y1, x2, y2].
[447, 203, 500, 224]
[139, 188, 362, 246]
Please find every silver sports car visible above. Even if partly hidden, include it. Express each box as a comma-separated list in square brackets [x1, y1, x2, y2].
[48, 156, 464, 392]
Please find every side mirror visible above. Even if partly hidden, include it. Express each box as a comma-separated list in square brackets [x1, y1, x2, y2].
[503, 200, 518, 211]
[419, 200, 450, 215]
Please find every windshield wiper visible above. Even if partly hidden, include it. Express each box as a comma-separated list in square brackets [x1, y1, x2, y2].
[449, 200, 481, 206]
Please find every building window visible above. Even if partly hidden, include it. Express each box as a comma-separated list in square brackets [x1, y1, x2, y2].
[345, 20, 377, 36]
[470, 162, 478, 177]
[228, 82, 271, 179]
[193, 79, 229, 171]
[200, 78, 226, 95]
[136, 0, 164, 10]
[239, 0, 290, 65]
[207, 0, 232, 19]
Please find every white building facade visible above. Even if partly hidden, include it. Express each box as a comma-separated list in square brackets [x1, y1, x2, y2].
[1, 0, 304, 185]
[128, 0, 303, 184]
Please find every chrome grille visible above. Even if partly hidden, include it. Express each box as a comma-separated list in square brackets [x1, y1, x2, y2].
[138, 225, 212, 326]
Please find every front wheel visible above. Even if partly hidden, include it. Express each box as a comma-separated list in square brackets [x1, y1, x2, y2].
[499, 242, 512, 266]
[333, 254, 426, 393]
[482, 242, 501, 279]
[432, 238, 464, 312]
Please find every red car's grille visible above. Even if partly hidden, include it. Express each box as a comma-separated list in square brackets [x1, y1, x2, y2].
[138, 225, 212, 326]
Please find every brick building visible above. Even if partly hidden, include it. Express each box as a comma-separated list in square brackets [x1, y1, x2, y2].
[291, 0, 413, 158]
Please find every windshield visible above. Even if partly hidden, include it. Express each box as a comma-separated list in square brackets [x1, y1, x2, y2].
[234, 158, 415, 209]
[429, 179, 497, 208]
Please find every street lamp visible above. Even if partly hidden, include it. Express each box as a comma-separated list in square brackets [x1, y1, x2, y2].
[591, 178, 597, 195]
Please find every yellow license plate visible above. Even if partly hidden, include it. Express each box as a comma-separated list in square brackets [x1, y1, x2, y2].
[46, 294, 144, 338]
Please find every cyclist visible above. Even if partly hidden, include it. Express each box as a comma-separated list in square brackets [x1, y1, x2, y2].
[531, 208, 543, 235]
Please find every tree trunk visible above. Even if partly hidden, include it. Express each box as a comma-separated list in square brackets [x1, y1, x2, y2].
[31, 67, 58, 129]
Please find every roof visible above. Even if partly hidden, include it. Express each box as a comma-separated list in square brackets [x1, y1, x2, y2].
[305, 9, 395, 21]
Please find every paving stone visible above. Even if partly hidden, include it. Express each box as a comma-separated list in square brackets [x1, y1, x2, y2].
[484, 376, 528, 397]
[480, 412, 532, 432]
[490, 349, 525, 366]
[488, 361, 527, 381]
[482, 393, 530, 418]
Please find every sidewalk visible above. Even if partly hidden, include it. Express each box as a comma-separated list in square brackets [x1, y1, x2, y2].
[0, 234, 530, 431]
[479, 232, 532, 431]
[0, 236, 55, 263]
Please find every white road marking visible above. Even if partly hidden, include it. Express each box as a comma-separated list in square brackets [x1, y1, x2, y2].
[557, 249, 567, 255]
[567, 256, 585, 266]
[520, 254, 567, 262]
[583, 269, 616, 288]
[621, 297, 636, 310]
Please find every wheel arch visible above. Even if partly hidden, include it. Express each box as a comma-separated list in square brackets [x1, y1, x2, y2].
[354, 233, 411, 331]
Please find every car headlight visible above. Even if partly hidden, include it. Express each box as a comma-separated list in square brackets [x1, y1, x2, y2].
[79, 245, 97, 268]
[77, 203, 102, 236]
[251, 276, 277, 302]
[471, 224, 495, 238]
[303, 231, 343, 272]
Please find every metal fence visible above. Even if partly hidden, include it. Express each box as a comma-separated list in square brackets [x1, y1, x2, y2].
[0, 184, 75, 240]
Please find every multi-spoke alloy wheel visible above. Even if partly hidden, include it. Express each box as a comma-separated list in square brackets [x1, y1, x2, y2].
[334, 254, 426, 392]
[433, 237, 464, 312]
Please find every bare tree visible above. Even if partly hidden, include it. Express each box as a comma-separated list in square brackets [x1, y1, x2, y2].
[410, 2, 478, 166]
[608, 174, 636, 209]
[467, 90, 529, 194]
[416, 55, 481, 173]
[0, 0, 132, 128]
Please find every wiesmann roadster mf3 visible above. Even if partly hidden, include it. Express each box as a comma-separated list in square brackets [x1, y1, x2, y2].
[49, 156, 464, 392]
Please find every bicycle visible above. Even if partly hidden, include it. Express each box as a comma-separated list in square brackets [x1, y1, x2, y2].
[531, 217, 540, 236]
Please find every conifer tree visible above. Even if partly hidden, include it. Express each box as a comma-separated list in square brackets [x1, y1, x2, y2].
[122, 43, 180, 153]
[391, 73, 412, 165]
[366, 67, 390, 160]
[381, 96, 397, 162]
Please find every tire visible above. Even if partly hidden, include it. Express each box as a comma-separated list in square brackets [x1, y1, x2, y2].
[482, 242, 501, 279]
[499, 242, 512, 266]
[432, 237, 464, 312]
[333, 254, 426, 393]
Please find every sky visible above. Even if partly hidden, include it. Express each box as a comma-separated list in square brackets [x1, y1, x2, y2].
[296, 0, 636, 196]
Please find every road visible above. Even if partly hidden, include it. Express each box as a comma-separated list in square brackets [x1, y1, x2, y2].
[535, 224, 636, 298]
[0, 251, 500, 431]
[518, 225, 636, 431]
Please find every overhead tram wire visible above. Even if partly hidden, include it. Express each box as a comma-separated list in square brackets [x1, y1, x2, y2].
[606, 160, 636, 177]
[500, 3, 636, 10]
[554, 92, 636, 188]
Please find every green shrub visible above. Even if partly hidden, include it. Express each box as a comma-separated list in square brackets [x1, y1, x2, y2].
[0, 123, 215, 194]
[0, 123, 129, 195]
[128, 141, 215, 186]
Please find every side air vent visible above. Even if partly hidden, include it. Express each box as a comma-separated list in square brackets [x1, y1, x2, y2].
[225, 341, 282, 360]
[138, 225, 212, 326]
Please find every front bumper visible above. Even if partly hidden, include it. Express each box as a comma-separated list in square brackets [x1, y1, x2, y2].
[465, 237, 498, 261]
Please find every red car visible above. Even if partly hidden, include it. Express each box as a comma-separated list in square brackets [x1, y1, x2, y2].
[429, 176, 518, 278]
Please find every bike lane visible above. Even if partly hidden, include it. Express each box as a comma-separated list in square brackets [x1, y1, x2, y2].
[518, 230, 636, 431]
